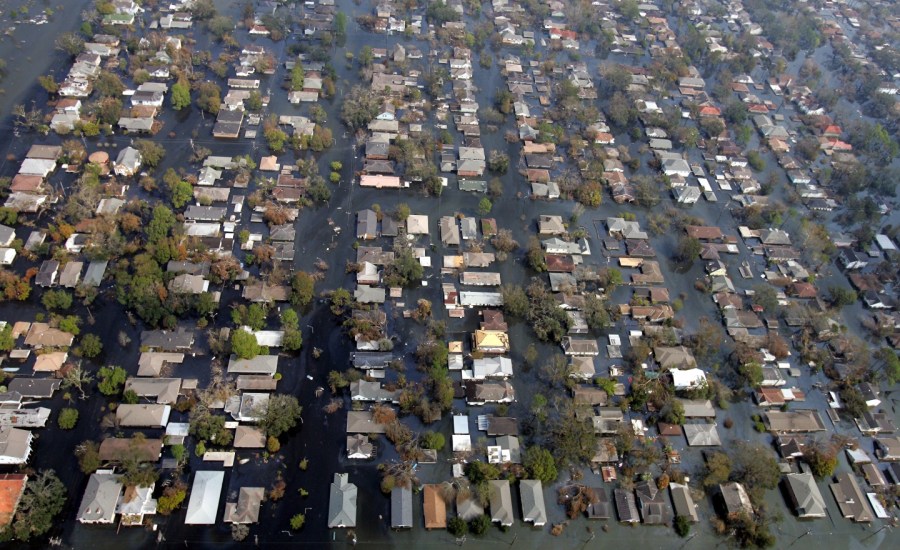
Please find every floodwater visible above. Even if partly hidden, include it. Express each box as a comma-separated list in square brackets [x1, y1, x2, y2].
[0, 0, 897, 549]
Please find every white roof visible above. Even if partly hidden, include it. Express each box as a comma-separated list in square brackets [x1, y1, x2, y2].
[453, 415, 469, 434]
[671, 368, 707, 389]
[185, 471, 225, 524]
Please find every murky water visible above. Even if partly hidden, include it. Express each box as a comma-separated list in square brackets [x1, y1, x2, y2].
[0, 1, 896, 549]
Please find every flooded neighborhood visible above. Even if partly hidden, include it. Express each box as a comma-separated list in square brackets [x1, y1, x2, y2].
[0, 0, 898, 548]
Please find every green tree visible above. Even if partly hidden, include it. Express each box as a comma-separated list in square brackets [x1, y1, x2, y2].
[58, 408, 79, 429]
[75, 441, 101, 474]
[674, 515, 691, 537]
[476, 197, 492, 215]
[827, 287, 857, 308]
[290, 513, 305, 530]
[751, 284, 779, 313]
[469, 514, 491, 535]
[0, 324, 14, 352]
[501, 285, 528, 318]
[334, 12, 347, 36]
[42, 289, 73, 310]
[290, 62, 305, 91]
[675, 235, 702, 262]
[58, 315, 81, 336]
[170, 180, 193, 209]
[171, 80, 191, 110]
[523, 446, 558, 483]
[447, 516, 468, 536]
[290, 271, 315, 309]
[79, 333, 103, 358]
[259, 394, 302, 438]
[231, 329, 261, 359]
[8, 470, 67, 541]
[701, 451, 732, 488]
[97, 365, 127, 396]
[421, 431, 446, 451]
[135, 139, 166, 169]
[196, 81, 222, 115]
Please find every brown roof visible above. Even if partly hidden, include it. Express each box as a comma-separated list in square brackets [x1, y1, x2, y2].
[98, 438, 163, 462]
[0, 474, 27, 528]
[657, 422, 683, 436]
[686, 225, 724, 240]
[545, 254, 575, 272]
[423, 484, 447, 529]
[10, 174, 44, 193]
[480, 310, 508, 331]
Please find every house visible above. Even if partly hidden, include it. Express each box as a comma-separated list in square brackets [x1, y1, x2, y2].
[830, 473, 873, 522]
[35, 260, 59, 287]
[473, 330, 510, 354]
[614, 488, 640, 523]
[875, 437, 900, 461]
[354, 285, 386, 304]
[719, 482, 752, 518]
[684, 423, 722, 446]
[123, 378, 182, 404]
[538, 215, 566, 235]
[489, 480, 514, 526]
[223, 487, 265, 524]
[562, 337, 600, 356]
[669, 483, 699, 523]
[234, 426, 266, 449]
[0, 427, 33, 465]
[350, 380, 397, 402]
[185, 471, 225, 525]
[77, 472, 123, 524]
[783, 473, 826, 519]
[113, 147, 142, 177]
[457, 493, 484, 521]
[0, 226, 14, 248]
[98, 438, 163, 463]
[346, 410, 387, 434]
[671, 368, 707, 390]
[347, 434, 373, 459]
[391, 486, 413, 529]
[226, 355, 278, 376]
[168, 274, 209, 294]
[423, 484, 446, 529]
[440, 216, 461, 247]
[357, 209, 378, 240]
[0, 474, 27, 528]
[465, 381, 515, 404]
[635, 480, 670, 525]
[328, 473, 357, 528]
[115, 404, 171, 428]
[140, 328, 194, 351]
[520, 480, 547, 526]
[764, 410, 826, 433]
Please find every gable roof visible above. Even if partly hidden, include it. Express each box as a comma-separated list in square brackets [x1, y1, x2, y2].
[224, 487, 265, 524]
[423, 484, 447, 529]
[328, 473, 357, 528]
[77, 472, 123, 523]
[520, 480, 547, 525]
[391, 486, 413, 528]
[489, 480, 514, 526]
[783, 473, 826, 518]
[0, 474, 27, 528]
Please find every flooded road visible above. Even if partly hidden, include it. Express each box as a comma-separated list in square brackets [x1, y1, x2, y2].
[0, 1, 896, 549]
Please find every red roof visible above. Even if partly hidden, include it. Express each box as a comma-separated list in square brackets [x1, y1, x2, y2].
[0, 474, 27, 528]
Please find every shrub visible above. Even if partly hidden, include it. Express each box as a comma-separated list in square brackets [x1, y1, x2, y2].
[267, 435, 281, 453]
[448, 516, 468, 536]
[674, 515, 691, 537]
[58, 408, 79, 429]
